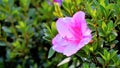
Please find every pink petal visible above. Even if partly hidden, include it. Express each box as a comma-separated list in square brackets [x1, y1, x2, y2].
[52, 34, 68, 53]
[72, 36, 92, 54]
[52, 45, 65, 53]
[69, 24, 82, 42]
[63, 35, 92, 56]
[83, 28, 92, 36]
[56, 17, 73, 39]
[79, 35, 92, 46]
[72, 11, 88, 34]
[73, 11, 85, 20]
[63, 43, 79, 56]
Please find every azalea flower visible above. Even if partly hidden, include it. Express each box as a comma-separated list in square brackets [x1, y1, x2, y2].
[52, 11, 92, 56]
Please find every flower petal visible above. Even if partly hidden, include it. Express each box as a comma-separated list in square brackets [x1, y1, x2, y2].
[83, 28, 92, 36]
[72, 36, 92, 53]
[63, 43, 79, 56]
[63, 35, 92, 56]
[73, 11, 85, 20]
[52, 34, 68, 53]
[72, 11, 88, 34]
[56, 17, 73, 38]
[79, 35, 92, 46]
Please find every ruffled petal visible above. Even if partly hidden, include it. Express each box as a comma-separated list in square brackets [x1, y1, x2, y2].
[56, 17, 73, 38]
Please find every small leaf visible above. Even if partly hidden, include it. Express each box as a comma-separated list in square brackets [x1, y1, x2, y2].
[98, 52, 106, 61]
[110, 50, 118, 59]
[83, 63, 89, 68]
[57, 57, 71, 66]
[0, 41, 6, 46]
[107, 21, 114, 34]
[90, 63, 96, 68]
[44, 24, 53, 36]
[51, 22, 57, 36]
[102, 22, 107, 33]
[48, 47, 55, 59]
[97, 57, 104, 65]
[16, 64, 22, 68]
[104, 49, 109, 60]
[0, 58, 4, 68]
[109, 33, 116, 42]
[54, 3, 63, 17]
[107, 53, 110, 61]
[2, 26, 12, 33]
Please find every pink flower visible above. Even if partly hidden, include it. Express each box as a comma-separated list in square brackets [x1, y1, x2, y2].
[52, 11, 92, 56]
[53, 0, 62, 6]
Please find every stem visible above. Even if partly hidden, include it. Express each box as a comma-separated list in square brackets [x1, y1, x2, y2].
[115, 16, 119, 25]
[94, 19, 99, 39]
[92, 53, 98, 65]
[11, 22, 18, 39]
[24, 33, 29, 47]
[0, 23, 1, 36]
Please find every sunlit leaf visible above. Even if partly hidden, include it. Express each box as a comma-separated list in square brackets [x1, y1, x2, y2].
[48, 47, 55, 59]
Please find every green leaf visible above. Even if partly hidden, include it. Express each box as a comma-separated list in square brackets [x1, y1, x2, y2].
[2, 0, 8, 3]
[107, 21, 114, 34]
[90, 63, 96, 68]
[102, 22, 107, 34]
[64, 0, 71, 4]
[97, 57, 104, 65]
[83, 44, 90, 55]
[45, 24, 53, 35]
[48, 47, 55, 59]
[0, 58, 4, 68]
[98, 52, 106, 61]
[107, 53, 110, 61]
[12, 40, 21, 49]
[2, 26, 12, 33]
[53, 3, 63, 17]
[28, 8, 36, 17]
[0, 41, 6, 46]
[16, 64, 22, 68]
[104, 49, 109, 60]
[51, 22, 57, 36]
[83, 63, 89, 68]
[98, 27, 105, 37]
[0, 12, 6, 20]
[99, 0, 105, 7]
[20, 0, 30, 10]
[109, 33, 116, 42]
[92, 41, 98, 51]
[110, 50, 118, 59]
